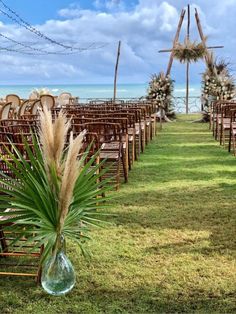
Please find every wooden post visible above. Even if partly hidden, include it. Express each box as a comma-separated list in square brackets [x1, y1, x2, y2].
[186, 4, 190, 114]
[166, 9, 186, 76]
[195, 8, 206, 45]
[113, 41, 121, 103]
[195, 8, 210, 66]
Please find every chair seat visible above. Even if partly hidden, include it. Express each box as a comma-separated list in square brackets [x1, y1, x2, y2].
[100, 151, 119, 159]
[134, 124, 140, 135]
[128, 128, 135, 135]
[129, 135, 134, 142]
[141, 123, 145, 131]
[222, 118, 231, 123]
[102, 142, 120, 150]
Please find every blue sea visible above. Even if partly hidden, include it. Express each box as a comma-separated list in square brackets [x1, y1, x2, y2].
[0, 83, 201, 100]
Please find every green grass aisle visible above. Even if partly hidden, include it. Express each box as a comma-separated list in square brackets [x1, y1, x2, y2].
[1, 115, 235, 313]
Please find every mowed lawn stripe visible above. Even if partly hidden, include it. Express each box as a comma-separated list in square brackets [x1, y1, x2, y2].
[1, 114, 235, 313]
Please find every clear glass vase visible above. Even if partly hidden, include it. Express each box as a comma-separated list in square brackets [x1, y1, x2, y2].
[41, 235, 76, 296]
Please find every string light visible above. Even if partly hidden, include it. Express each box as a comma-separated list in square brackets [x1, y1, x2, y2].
[0, 1, 74, 49]
[0, 0, 108, 53]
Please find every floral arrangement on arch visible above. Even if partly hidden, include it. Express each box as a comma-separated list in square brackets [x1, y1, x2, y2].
[29, 87, 51, 99]
[202, 53, 235, 102]
[203, 75, 235, 101]
[147, 72, 174, 108]
[147, 72, 175, 118]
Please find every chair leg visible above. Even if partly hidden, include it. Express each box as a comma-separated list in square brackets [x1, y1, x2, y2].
[0, 228, 8, 253]
[229, 129, 232, 152]
[233, 135, 236, 156]
[121, 152, 128, 183]
[116, 160, 121, 190]
[222, 128, 225, 147]
[220, 125, 223, 145]
[135, 134, 140, 160]
[129, 139, 135, 165]
[36, 245, 44, 284]
[145, 123, 150, 144]
[215, 122, 219, 140]
[128, 148, 131, 171]
[141, 126, 145, 152]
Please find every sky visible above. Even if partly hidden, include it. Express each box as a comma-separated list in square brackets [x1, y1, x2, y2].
[0, 0, 235, 85]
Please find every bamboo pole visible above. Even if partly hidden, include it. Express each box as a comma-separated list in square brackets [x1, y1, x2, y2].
[113, 41, 121, 103]
[194, 8, 224, 61]
[195, 7, 208, 66]
[165, 9, 186, 76]
[195, 8, 223, 66]
[195, 8, 206, 45]
[186, 63, 189, 114]
[186, 4, 190, 114]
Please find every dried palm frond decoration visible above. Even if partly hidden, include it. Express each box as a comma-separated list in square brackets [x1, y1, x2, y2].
[205, 51, 215, 76]
[173, 37, 207, 63]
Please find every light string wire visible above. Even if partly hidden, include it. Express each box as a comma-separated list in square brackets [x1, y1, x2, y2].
[0, 0, 108, 55]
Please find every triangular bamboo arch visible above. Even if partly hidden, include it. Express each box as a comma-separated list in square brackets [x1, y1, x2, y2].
[159, 4, 223, 113]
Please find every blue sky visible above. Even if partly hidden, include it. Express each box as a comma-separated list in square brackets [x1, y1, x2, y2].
[0, 0, 235, 85]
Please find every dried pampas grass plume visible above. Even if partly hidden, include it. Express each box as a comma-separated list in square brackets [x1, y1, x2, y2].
[39, 109, 70, 177]
[53, 111, 70, 171]
[59, 130, 86, 230]
[39, 107, 87, 237]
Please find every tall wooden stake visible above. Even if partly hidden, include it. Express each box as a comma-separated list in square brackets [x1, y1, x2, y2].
[166, 9, 186, 76]
[186, 4, 190, 114]
[113, 41, 121, 103]
[195, 8, 206, 44]
[195, 8, 208, 65]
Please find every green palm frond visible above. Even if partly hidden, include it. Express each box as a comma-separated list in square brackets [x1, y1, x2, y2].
[0, 114, 111, 263]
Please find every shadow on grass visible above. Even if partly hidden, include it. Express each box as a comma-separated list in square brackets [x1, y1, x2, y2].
[0, 277, 235, 314]
[0, 120, 235, 314]
[73, 286, 236, 313]
[113, 184, 236, 251]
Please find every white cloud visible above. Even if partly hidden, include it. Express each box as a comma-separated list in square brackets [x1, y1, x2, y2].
[93, 0, 125, 11]
[0, 0, 234, 84]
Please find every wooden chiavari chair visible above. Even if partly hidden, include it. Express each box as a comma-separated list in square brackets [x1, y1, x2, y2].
[72, 122, 125, 189]
[220, 103, 236, 147]
[0, 128, 43, 283]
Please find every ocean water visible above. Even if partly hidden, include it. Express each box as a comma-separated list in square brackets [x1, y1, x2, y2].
[0, 83, 201, 100]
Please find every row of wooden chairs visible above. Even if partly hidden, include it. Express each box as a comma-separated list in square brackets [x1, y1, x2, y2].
[0, 100, 158, 282]
[0, 101, 158, 187]
[210, 100, 236, 154]
[59, 101, 157, 189]
[0, 118, 42, 282]
[0, 119, 101, 283]
[0, 93, 80, 120]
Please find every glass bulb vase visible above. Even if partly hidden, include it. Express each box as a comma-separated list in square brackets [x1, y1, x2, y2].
[41, 236, 76, 296]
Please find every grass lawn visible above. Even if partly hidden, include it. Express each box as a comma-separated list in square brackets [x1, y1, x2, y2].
[0, 114, 236, 313]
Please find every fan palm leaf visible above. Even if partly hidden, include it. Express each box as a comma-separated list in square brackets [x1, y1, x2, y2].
[0, 110, 111, 263]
